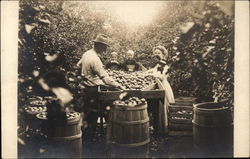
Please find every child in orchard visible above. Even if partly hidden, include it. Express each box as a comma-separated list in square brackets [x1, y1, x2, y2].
[106, 52, 122, 70]
[121, 50, 147, 72]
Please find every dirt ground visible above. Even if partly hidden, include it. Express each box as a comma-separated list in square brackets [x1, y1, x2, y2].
[18, 123, 233, 158]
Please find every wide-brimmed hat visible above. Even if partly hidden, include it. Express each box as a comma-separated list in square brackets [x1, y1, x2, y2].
[93, 34, 110, 46]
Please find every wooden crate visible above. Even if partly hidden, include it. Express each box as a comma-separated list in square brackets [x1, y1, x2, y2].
[97, 83, 164, 101]
[168, 97, 197, 136]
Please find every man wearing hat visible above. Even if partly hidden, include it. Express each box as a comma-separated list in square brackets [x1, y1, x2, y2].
[121, 50, 147, 72]
[77, 34, 124, 140]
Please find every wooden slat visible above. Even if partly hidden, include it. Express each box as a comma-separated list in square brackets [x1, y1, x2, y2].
[175, 97, 197, 102]
[169, 111, 193, 115]
[169, 108, 193, 113]
[169, 103, 194, 106]
[98, 90, 165, 101]
[168, 118, 192, 124]
[142, 83, 157, 91]
[168, 123, 193, 130]
[168, 106, 193, 111]
[169, 114, 193, 119]
[168, 130, 193, 136]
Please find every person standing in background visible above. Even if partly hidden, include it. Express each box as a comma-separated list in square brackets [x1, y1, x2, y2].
[146, 45, 175, 134]
[105, 52, 122, 71]
[121, 50, 147, 72]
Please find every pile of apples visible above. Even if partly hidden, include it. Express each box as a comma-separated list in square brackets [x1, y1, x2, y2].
[29, 100, 47, 106]
[107, 70, 155, 90]
[65, 69, 156, 92]
[113, 97, 147, 107]
[25, 106, 47, 114]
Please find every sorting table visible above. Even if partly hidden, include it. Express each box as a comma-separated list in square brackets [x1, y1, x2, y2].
[96, 83, 166, 134]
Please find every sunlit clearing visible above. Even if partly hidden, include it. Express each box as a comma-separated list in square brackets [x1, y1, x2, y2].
[91, 1, 164, 27]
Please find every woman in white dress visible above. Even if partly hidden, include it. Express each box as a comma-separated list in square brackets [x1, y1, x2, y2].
[148, 45, 175, 103]
[146, 45, 175, 133]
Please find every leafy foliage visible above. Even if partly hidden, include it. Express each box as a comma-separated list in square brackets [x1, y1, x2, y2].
[18, 0, 234, 108]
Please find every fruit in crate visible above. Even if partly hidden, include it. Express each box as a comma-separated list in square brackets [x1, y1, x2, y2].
[113, 97, 147, 107]
[107, 70, 155, 90]
[30, 99, 47, 106]
[36, 111, 80, 120]
[25, 106, 47, 114]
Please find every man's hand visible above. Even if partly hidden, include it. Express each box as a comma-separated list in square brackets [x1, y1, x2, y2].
[117, 84, 126, 91]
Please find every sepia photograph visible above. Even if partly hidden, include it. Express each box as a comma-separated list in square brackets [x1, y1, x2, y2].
[1, 0, 249, 158]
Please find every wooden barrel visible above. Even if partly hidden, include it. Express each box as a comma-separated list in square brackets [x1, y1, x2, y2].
[37, 112, 82, 158]
[110, 103, 150, 158]
[193, 102, 233, 157]
[24, 106, 47, 131]
[111, 103, 150, 146]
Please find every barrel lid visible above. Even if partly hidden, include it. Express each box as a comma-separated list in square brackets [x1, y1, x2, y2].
[192, 120, 233, 127]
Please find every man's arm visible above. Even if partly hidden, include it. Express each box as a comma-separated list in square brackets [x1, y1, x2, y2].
[137, 62, 147, 71]
[93, 58, 124, 89]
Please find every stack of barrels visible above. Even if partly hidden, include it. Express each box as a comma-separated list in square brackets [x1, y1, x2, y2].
[109, 97, 150, 158]
[22, 96, 83, 158]
[23, 96, 49, 131]
[20, 99, 48, 158]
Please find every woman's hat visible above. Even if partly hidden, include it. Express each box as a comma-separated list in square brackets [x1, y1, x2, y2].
[153, 45, 168, 57]
[93, 34, 110, 46]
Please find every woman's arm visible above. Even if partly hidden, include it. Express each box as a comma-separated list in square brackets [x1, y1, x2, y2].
[145, 64, 159, 74]
[76, 57, 82, 67]
[162, 65, 170, 76]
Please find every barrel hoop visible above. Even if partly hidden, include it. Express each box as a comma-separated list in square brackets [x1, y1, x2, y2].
[112, 118, 149, 125]
[193, 102, 230, 111]
[114, 104, 147, 111]
[115, 138, 150, 147]
[192, 120, 233, 128]
[194, 109, 231, 115]
[66, 119, 81, 125]
[49, 131, 82, 140]
[42, 119, 81, 126]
